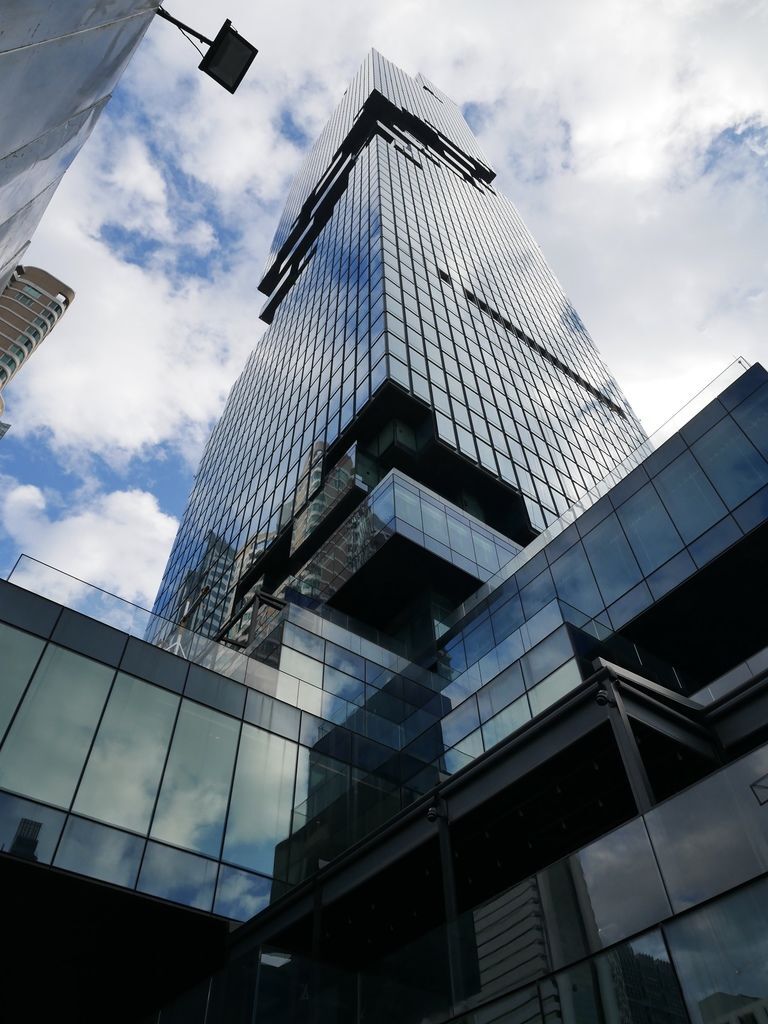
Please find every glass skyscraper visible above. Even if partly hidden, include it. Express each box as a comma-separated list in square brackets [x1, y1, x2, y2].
[152, 50, 646, 648]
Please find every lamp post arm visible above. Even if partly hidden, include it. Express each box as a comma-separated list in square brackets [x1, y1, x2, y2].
[155, 7, 213, 46]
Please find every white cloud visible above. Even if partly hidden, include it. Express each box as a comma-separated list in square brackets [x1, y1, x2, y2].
[1, 478, 178, 608]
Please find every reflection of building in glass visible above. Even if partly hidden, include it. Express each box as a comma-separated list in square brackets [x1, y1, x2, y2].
[8, 817, 42, 861]
[2, 48, 768, 1024]
[701, 992, 768, 1024]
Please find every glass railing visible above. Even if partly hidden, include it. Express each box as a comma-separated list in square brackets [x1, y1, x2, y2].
[4, 556, 422, 735]
[443, 358, 752, 631]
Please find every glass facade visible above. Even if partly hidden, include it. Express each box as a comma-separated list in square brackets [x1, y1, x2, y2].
[2, 362, 767, 927]
[150, 743, 768, 1024]
[152, 50, 646, 644]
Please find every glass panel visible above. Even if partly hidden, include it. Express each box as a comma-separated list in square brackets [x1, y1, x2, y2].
[370, 482, 395, 526]
[654, 450, 727, 544]
[547, 930, 686, 1024]
[150, 701, 239, 858]
[692, 416, 768, 509]
[540, 819, 671, 968]
[481, 693, 531, 749]
[732, 380, 768, 459]
[53, 816, 143, 888]
[520, 569, 557, 619]
[0, 623, 44, 739]
[73, 673, 179, 832]
[283, 621, 324, 660]
[550, 542, 604, 618]
[441, 697, 480, 748]
[464, 618, 495, 665]
[477, 662, 525, 722]
[244, 690, 301, 741]
[646, 743, 768, 913]
[223, 724, 298, 876]
[448, 516, 474, 558]
[528, 660, 582, 716]
[472, 531, 500, 572]
[214, 864, 272, 921]
[0, 791, 65, 864]
[616, 482, 684, 574]
[279, 646, 323, 687]
[582, 514, 643, 607]
[0, 645, 113, 808]
[323, 666, 365, 704]
[522, 626, 573, 687]
[421, 502, 449, 545]
[394, 482, 422, 529]
[490, 594, 525, 642]
[138, 841, 217, 911]
[666, 874, 768, 1024]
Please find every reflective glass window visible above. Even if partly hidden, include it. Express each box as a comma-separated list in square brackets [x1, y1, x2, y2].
[447, 516, 474, 558]
[616, 483, 684, 574]
[0, 645, 113, 808]
[283, 621, 324, 660]
[421, 502, 449, 545]
[477, 662, 525, 722]
[394, 482, 422, 529]
[138, 841, 217, 911]
[223, 724, 298, 876]
[441, 697, 480, 748]
[73, 673, 179, 832]
[323, 665, 365, 704]
[214, 864, 272, 921]
[0, 622, 44, 738]
[550, 542, 604, 618]
[731, 381, 768, 460]
[244, 690, 301, 740]
[472, 532, 500, 572]
[528, 660, 582, 716]
[464, 618, 495, 665]
[481, 693, 531, 749]
[0, 791, 65, 864]
[279, 647, 323, 687]
[666, 875, 768, 1024]
[545, 930, 686, 1024]
[654, 451, 727, 544]
[54, 816, 143, 888]
[520, 569, 556, 619]
[150, 701, 239, 858]
[490, 593, 525, 642]
[582, 515, 642, 607]
[522, 626, 573, 688]
[692, 416, 768, 509]
[541, 818, 671, 968]
[646, 744, 768, 912]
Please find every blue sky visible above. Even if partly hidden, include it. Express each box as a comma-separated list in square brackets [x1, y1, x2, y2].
[1, 0, 766, 608]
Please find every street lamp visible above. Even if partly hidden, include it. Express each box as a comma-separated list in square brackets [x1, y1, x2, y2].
[156, 8, 258, 94]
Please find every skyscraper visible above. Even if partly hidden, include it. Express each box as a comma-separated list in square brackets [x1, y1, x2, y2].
[0, 265, 74, 421]
[152, 49, 646, 653]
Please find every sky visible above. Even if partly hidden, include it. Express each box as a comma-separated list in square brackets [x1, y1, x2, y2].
[0, 0, 766, 611]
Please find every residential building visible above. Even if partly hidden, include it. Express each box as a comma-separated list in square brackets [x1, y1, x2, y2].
[0, 264, 74, 417]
